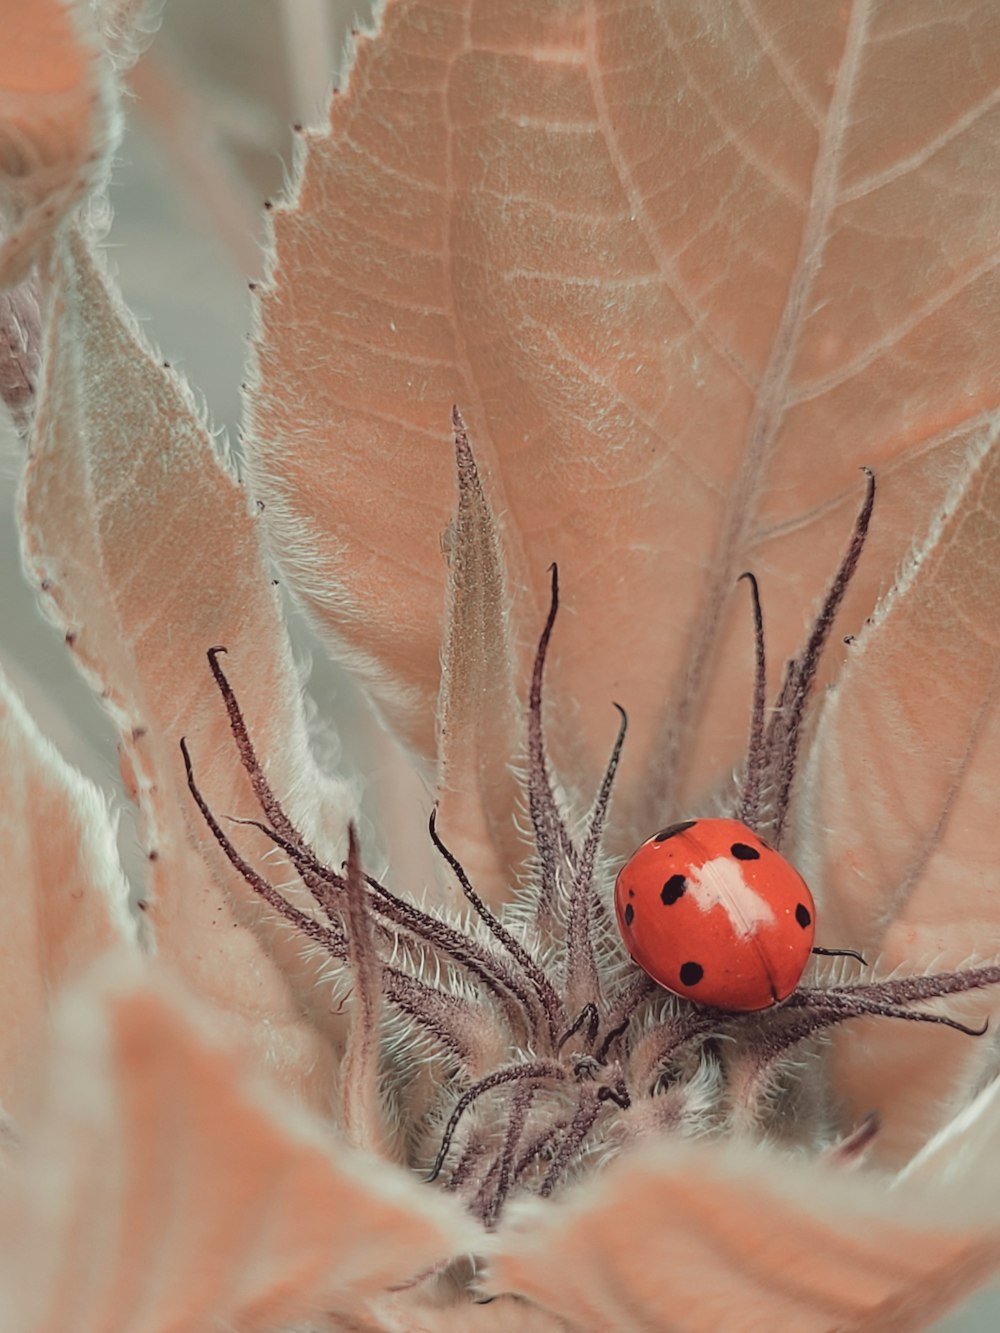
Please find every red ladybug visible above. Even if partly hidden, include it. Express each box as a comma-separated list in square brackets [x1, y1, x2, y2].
[614, 818, 816, 1011]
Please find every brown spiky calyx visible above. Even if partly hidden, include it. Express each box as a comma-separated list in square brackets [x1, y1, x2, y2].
[182, 448, 999, 1229]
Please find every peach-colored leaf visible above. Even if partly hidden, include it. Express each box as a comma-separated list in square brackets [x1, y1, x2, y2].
[247, 1, 1000, 840]
[0, 0, 116, 287]
[0, 958, 468, 1332]
[899, 1073, 1000, 1197]
[93, 0, 163, 72]
[435, 415, 524, 907]
[367, 1289, 570, 1332]
[795, 427, 1000, 1166]
[20, 227, 355, 1111]
[0, 664, 134, 1123]
[487, 1137, 1000, 1333]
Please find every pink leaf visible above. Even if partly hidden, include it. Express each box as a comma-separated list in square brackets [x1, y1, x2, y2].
[435, 415, 525, 905]
[0, 0, 116, 286]
[901, 1074, 1000, 1196]
[20, 228, 355, 1109]
[795, 428, 1000, 1165]
[247, 1, 1000, 842]
[0, 958, 468, 1332]
[487, 1136, 1000, 1331]
[0, 665, 134, 1123]
[92, 0, 163, 73]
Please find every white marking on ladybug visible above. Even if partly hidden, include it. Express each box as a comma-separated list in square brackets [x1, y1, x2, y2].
[685, 857, 776, 938]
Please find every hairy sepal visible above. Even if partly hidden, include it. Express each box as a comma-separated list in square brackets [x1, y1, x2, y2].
[20, 229, 355, 1109]
[794, 425, 1000, 1163]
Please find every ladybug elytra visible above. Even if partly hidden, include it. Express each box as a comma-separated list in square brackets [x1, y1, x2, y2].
[614, 817, 816, 1011]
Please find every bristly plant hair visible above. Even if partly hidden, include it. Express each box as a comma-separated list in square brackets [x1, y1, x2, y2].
[181, 434, 1000, 1225]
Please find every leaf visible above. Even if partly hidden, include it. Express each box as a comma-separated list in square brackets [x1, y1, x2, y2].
[247, 1, 1000, 847]
[435, 414, 525, 906]
[0, 0, 117, 286]
[486, 1136, 1000, 1332]
[900, 1073, 1000, 1196]
[793, 427, 1000, 1166]
[92, 0, 163, 72]
[367, 1290, 572, 1331]
[20, 228, 356, 1111]
[0, 957, 468, 1332]
[0, 663, 134, 1123]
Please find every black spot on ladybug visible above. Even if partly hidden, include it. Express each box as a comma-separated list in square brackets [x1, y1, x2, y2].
[654, 820, 697, 842]
[796, 903, 812, 928]
[730, 843, 760, 860]
[661, 875, 687, 905]
[628, 888, 635, 898]
[624, 903, 635, 927]
[679, 961, 704, 987]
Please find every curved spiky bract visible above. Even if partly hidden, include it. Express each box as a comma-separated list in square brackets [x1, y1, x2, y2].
[528, 563, 577, 933]
[184, 490, 1000, 1229]
[738, 470, 877, 844]
[736, 571, 767, 830]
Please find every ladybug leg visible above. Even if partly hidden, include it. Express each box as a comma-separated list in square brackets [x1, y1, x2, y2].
[811, 946, 867, 965]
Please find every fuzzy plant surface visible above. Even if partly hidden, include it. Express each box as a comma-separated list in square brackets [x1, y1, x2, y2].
[2, 2, 1000, 1331]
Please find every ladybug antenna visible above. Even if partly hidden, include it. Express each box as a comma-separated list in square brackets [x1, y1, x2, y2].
[737, 570, 767, 828]
[811, 946, 866, 965]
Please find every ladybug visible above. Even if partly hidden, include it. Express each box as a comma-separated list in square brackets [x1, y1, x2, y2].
[613, 817, 816, 1011]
